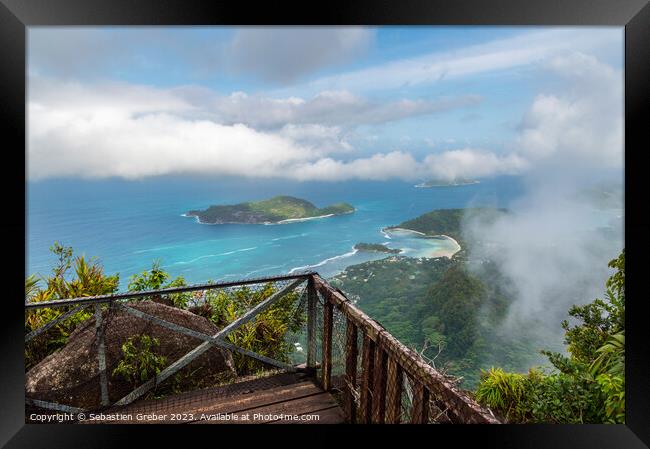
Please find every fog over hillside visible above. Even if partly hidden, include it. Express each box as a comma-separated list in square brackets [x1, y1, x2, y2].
[462, 52, 623, 365]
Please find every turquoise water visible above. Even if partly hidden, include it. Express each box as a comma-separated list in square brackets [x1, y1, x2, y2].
[27, 176, 525, 289]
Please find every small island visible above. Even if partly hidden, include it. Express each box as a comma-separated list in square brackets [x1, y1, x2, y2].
[353, 243, 402, 254]
[186, 195, 355, 225]
[415, 177, 479, 188]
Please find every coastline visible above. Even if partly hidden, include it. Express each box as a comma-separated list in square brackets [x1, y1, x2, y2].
[433, 234, 462, 258]
[183, 209, 354, 226]
[382, 227, 461, 259]
[288, 247, 359, 274]
[274, 213, 335, 224]
[383, 227, 428, 236]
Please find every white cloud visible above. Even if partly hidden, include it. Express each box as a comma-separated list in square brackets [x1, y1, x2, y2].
[28, 50, 622, 184]
[173, 87, 481, 130]
[29, 110, 312, 180]
[288, 151, 422, 182]
[27, 77, 483, 181]
[277, 124, 353, 155]
[423, 149, 528, 181]
[516, 52, 623, 172]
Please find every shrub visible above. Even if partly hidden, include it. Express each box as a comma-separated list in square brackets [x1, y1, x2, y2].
[112, 334, 167, 387]
[127, 261, 192, 308]
[205, 283, 305, 374]
[25, 243, 119, 370]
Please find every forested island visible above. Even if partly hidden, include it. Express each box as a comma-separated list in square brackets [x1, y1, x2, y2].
[415, 177, 480, 188]
[384, 207, 507, 248]
[353, 242, 401, 254]
[186, 195, 355, 224]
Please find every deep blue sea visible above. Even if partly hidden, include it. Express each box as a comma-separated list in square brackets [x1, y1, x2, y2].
[27, 176, 526, 290]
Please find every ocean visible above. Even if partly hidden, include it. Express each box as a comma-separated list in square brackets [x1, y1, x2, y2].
[27, 175, 528, 290]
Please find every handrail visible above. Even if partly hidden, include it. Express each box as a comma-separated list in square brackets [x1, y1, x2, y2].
[311, 273, 500, 424]
[24, 271, 315, 309]
[26, 273, 310, 412]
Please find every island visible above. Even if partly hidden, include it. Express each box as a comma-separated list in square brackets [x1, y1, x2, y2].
[381, 207, 508, 258]
[384, 208, 506, 242]
[353, 243, 402, 254]
[185, 195, 355, 224]
[415, 177, 479, 188]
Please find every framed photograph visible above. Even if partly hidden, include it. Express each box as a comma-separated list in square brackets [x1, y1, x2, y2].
[2, 0, 648, 446]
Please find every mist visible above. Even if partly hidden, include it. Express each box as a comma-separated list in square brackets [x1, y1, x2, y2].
[461, 51, 624, 368]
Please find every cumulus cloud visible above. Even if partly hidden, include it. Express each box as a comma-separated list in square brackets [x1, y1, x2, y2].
[174, 88, 481, 130]
[516, 52, 623, 172]
[28, 110, 312, 180]
[423, 149, 528, 181]
[288, 151, 422, 182]
[27, 77, 483, 181]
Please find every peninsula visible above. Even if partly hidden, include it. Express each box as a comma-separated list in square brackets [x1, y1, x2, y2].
[186, 196, 355, 224]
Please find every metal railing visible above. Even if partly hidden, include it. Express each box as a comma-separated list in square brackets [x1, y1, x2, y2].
[24, 272, 499, 424]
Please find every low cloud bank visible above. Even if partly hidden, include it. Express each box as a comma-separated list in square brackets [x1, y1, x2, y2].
[28, 78, 485, 181]
[28, 52, 621, 183]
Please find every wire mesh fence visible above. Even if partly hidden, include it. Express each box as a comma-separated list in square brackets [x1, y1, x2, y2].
[310, 274, 500, 425]
[25, 274, 311, 421]
[24, 272, 498, 424]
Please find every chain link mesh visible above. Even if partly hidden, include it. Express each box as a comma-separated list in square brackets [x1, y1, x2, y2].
[25, 277, 308, 420]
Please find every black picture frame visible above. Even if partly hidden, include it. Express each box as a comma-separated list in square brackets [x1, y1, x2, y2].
[2, 0, 648, 447]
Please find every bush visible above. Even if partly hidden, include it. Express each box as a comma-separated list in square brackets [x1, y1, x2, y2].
[127, 260, 192, 308]
[25, 243, 119, 370]
[112, 335, 167, 387]
[26, 244, 306, 381]
[205, 283, 305, 374]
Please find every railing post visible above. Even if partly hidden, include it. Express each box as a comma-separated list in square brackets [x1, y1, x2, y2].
[385, 359, 404, 424]
[344, 319, 358, 423]
[411, 382, 430, 424]
[321, 292, 333, 391]
[94, 303, 110, 407]
[371, 344, 387, 424]
[306, 276, 317, 369]
[359, 333, 375, 424]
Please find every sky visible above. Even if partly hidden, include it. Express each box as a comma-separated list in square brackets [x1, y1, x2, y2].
[27, 26, 624, 183]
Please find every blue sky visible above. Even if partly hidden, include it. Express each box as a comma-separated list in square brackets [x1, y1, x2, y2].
[27, 26, 623, 182]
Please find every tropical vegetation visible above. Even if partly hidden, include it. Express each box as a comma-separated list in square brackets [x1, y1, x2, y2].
[353, 242, 401, 254]
[475, 250, 625, 423]
[25, 243, 305, 379]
